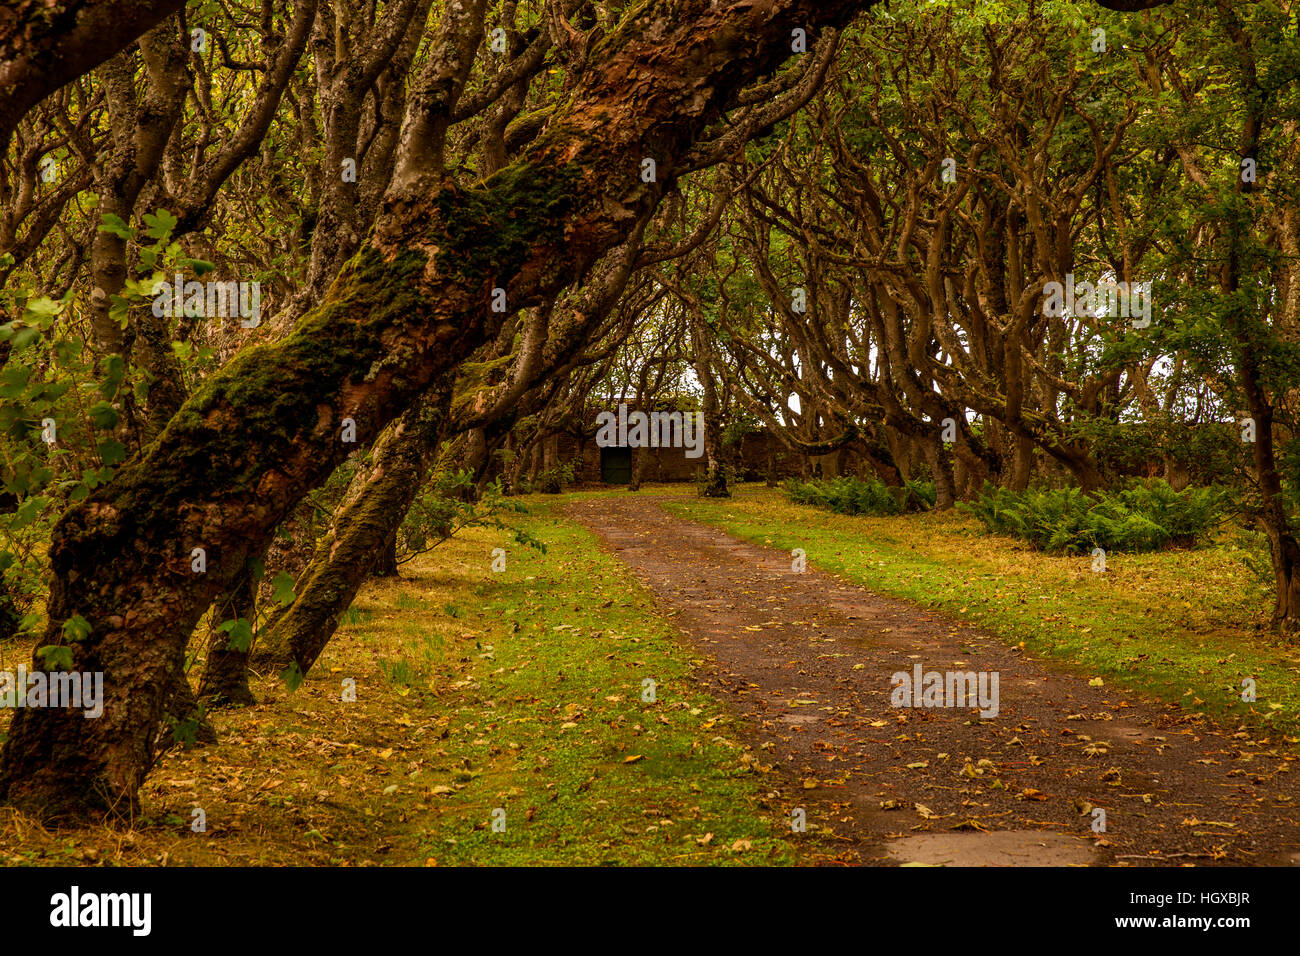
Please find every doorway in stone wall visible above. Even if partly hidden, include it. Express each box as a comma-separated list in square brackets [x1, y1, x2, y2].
[600, 446, 632, 484]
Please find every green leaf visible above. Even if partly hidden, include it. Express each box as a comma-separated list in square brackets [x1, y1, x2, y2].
[97, 439, 127, 466]
[62, 615, 92, 643]
[97, 213, 132, 240]
[271, 570, 296, 607]
[142, 208, 178, 241]
[282, 661, 305, 693]
[87, 400, 119, 430]
[22, 296, 62, 326]
[35, 645, 75, 672]
[99, 355, 125, 399]
[11, 324, 39, 350]
[217, 617, 254, 653]
[11, 496, 47, 529]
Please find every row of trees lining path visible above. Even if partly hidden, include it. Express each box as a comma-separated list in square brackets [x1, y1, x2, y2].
[0, 0, 1199, 822]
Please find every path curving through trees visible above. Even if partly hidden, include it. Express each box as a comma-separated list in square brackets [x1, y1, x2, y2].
[569, 494, 1300, 866]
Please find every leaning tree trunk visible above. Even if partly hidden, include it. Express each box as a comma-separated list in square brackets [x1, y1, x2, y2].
[0, 0, 876, 823]
[256, 384, 452, 676]
[1234, 335, 1300, 624]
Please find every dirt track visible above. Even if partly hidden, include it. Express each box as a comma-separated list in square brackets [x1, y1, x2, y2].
[567, 495, 1300, 866]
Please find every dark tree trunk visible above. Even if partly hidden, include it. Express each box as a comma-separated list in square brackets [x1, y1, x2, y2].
[628, 445, 646, 491]
[372, 525, 402, 578]
[154, 667, 217, 753]
[196, 568, 258, 708]
[690, 314, 729, 498]
[541, 433, 562, 493]
[926, 443, 955, 511]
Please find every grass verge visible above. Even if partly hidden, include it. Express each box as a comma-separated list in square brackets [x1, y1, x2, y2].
[0, 503, 794, 865]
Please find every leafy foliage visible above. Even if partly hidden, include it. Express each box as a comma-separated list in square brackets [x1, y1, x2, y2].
[959, 481, 1227, 554]
[395, 469, 547, 565]
[782, 476, 936, 516]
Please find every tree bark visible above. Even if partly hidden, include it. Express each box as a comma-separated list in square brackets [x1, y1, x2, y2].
[256, 381, 453, 675]
[154, 666, 217, 753]
[0, 0, 186, 149]
[196, 568, 258, 708]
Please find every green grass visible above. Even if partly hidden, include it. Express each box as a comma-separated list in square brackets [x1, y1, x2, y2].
[643, 484, 1300, 742]
[364, 506, 798, 865]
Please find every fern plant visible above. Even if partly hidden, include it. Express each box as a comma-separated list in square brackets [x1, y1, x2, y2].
[960, 480, 1227, 554]
[783, 476, 935, 517]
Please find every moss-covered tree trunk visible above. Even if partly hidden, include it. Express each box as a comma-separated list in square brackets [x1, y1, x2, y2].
[0, 0, 876, 824]
[258, 383, 452, 676]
